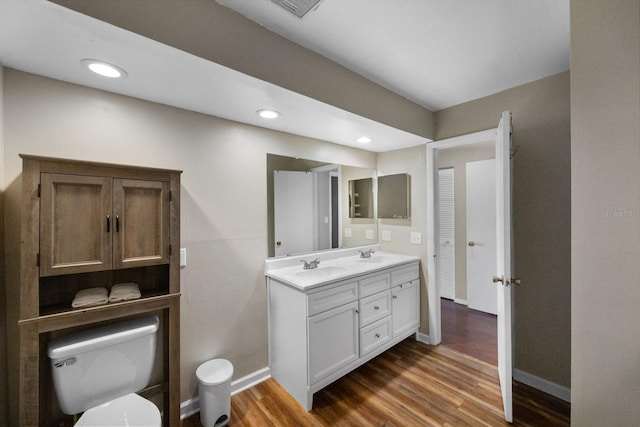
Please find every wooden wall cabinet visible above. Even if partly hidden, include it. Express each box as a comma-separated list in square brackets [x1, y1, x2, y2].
[6, 155, 181, 426]
[40, 174, 170, 276]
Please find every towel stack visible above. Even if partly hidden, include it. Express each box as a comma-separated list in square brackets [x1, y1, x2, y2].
[71, 287, 109, 308]
[109, 282, 142, 302]
[71, 283, 142, 309]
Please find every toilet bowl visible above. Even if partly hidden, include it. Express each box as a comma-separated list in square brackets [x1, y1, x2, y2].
[75, 393, 161, 427]
[48, 316, 162, 427]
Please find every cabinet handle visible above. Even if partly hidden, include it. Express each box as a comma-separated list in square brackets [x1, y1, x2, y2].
[116, 215, 120, 232]
[375, 333, 380, 338]
[392, 295, 398, 299]
[355, 309, 359, 314]
[106, 215, 111, 233]
[374, 305, 380, 310]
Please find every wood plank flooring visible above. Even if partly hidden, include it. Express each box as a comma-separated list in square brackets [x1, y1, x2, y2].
[441, 298, 498, 365]
[182, 338, 570, 426]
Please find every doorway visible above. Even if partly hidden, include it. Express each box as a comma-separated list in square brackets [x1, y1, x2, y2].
[427, 111, 514, 421]
[436, 141, 497, 365]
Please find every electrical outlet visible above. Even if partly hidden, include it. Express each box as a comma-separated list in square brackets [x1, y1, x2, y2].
[344, 227, 352, 238]
[366, 229, 375, 240]
[381, 230, 391, 241]
[410, 232, 422, 245]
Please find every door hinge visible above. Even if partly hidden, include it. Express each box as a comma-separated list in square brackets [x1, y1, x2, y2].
[169, 245, 172, 256]
[36, 253, 40, 267]
[37, 184, 41, 198]
[169, 191, 172, 202]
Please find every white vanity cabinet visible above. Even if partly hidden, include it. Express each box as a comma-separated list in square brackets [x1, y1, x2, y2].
[266, 258, 420, 411]
[307, 280, 360, 384]
[391, 268, 421, 337]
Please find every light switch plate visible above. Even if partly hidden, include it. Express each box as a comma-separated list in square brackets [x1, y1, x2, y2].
[410, 232, 422, 245]
[381, 230, 391, 241]
[344, 227, 352, 238]
[179, 248, 187, 267]
[366, 229, 375, 240]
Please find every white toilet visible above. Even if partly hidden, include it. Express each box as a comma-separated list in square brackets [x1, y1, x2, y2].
[48, 316, 162, 426]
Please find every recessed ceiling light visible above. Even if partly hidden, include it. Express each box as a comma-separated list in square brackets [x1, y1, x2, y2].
[81, 59, 127, 79]
[357, 136, 372, 143]
[257, 109, 280, 119]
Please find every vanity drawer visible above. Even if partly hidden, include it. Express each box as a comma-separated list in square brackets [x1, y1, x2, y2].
[391, 263, 419, 287]
[359, 272, 391, 298]
[360, 316, 391, 356]
[359, 290, 391, 327]
[307, 280, 358, 316]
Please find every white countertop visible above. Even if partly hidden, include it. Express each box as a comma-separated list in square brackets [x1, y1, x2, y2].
[265, 247, 419, 290]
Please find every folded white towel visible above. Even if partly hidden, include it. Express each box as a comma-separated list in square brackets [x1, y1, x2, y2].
[109, 282, 141, 302]
[71, 287, 109, 308]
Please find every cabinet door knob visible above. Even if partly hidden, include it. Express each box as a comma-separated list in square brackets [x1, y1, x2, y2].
[374, 305, 380, 310]
[375, 333, 380, 338]
[392, 295, 398, 299]
[355, 309, 359, 314]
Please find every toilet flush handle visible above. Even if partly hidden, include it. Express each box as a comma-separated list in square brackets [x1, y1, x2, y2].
[54, 357, 77, 368]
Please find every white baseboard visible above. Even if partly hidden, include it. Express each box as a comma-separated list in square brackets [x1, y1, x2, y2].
[180, 367, 271, 420]
[454, 298, 468, 305]
[513, 368, 571, 402]
[415, 331, 430, 345]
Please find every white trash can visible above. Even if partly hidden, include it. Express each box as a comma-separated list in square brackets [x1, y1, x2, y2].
[196, 358, 234, 427]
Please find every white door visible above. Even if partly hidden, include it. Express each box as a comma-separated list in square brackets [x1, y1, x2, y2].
[495, 111, 513, 422]
[274, 171, 314, 256]
[466, 159, 497, 314]
[438, 168, 456, 300]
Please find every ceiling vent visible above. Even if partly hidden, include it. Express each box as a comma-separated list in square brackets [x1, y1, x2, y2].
[270, 0, 324, 18]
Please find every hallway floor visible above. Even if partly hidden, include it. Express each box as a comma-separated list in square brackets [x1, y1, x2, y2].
[440, 297, 498, 365]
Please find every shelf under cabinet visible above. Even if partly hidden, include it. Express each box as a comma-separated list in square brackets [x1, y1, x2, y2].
[38, 264, 170, 317]
[22, 293, 180, 333]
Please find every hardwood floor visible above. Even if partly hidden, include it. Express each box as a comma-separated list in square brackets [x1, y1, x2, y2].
[182, 339, 570, 426]
[440, 298, 498, 365]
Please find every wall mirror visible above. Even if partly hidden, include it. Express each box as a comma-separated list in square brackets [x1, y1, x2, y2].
[267, 154, 377, 257]
[378, 173, 411, 219]
[349, 178, 374, 218]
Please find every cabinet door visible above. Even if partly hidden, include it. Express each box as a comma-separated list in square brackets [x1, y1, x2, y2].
[391, 280, 420, 337]
[308, 301, 359, 385]
[40, 173, 113, 276]
[113, 179, 170, 269]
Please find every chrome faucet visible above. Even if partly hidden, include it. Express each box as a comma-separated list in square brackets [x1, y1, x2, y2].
[300, 258, 321, 270]
[359, 249, 375, 258]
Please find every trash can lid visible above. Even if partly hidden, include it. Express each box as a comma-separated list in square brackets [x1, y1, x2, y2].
[196, 358, 234, 386]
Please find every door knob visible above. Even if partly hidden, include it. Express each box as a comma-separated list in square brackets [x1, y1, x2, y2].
[468, 241, 475, 246]
[511, 278, 523, 286]
[492, 276, 504, 284]
[276, 241, 282, 247]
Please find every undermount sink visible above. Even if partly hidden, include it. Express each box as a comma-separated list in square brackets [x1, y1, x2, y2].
[294, 265, 347, 278]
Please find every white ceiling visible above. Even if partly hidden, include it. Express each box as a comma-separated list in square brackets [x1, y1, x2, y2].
[0, 0, 569, 152]
[219, 0, 570, 111]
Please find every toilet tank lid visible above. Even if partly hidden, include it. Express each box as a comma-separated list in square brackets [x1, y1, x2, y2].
[48, 316, 159, 360]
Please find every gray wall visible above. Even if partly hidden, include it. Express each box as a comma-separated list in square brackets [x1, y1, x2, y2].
[1, 68, 376, 406]
[0, 65, 7, 427]
[435, 72, 572, 389]
[571, 0, 640, 424]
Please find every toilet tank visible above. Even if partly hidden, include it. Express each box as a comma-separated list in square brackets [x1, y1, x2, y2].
[47, 316, 159, 415]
